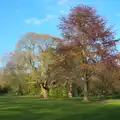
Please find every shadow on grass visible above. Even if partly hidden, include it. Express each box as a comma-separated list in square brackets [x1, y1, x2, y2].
[0, 96, 120, 120]
[56, 105, 120, 120]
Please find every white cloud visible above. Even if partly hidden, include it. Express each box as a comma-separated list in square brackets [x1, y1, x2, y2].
[24, 14, 57, 25]
[116, 13, 120, 16]
[58, 0, 68, 5]
[24, 18, 41, 24]
[60, 10, 67, 14]
[45, 14, 57, 20]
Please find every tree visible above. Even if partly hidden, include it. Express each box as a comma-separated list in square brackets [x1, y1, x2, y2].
[58, 4, 119, 101]
[36, 47, 58, 98]
[15, 32, 61, 98]
[55, 43, 82, 97]
[0, 52, 29, 95]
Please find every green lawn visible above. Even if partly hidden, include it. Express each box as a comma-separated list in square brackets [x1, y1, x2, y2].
[0, 96, 120, 120]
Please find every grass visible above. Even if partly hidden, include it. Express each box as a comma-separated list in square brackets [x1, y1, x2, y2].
[0, 96, 120, 120]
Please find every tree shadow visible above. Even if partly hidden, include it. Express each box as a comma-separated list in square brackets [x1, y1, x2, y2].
[56, 105, 120, 120]
[0, 97, 120, 120]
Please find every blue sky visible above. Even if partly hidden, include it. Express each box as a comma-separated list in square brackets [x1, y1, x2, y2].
[0, 0, 120, 58]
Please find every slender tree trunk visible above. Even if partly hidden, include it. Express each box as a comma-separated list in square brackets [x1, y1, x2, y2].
[83, 71, 89, 102]
[82, 44, 89, 101]
[40, 85, 48, 99]
[68, 84, 72, 98]
[83, 80, 88, 101]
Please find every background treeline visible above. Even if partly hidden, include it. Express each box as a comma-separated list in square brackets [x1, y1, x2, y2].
[0, 4, 120, 101]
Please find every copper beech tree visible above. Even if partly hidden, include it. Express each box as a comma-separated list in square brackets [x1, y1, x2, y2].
[58, 5, 120, 101]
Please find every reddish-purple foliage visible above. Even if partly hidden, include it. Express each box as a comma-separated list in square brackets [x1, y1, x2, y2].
[58, 4, 120, 67]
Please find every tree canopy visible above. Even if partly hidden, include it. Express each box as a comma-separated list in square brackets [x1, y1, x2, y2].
[0, 4, 120, 100]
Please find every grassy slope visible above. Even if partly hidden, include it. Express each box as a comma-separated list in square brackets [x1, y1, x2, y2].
[0, 96, 120, 120]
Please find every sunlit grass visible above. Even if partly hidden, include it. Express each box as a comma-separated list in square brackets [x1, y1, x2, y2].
[0, 96, 120, 120]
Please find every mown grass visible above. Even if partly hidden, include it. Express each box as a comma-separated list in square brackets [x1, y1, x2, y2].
[0, 96, 120, 120]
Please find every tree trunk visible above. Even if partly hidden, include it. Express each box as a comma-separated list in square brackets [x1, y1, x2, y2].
[41, 85, 48, 99]
[83, 80, 88, 101]
[83, 71, 89, 102]
[68, 84, 72, 98]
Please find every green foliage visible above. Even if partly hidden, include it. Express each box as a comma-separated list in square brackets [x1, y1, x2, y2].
[28, 83, 41, 95]
[49, 87, 68, 98]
